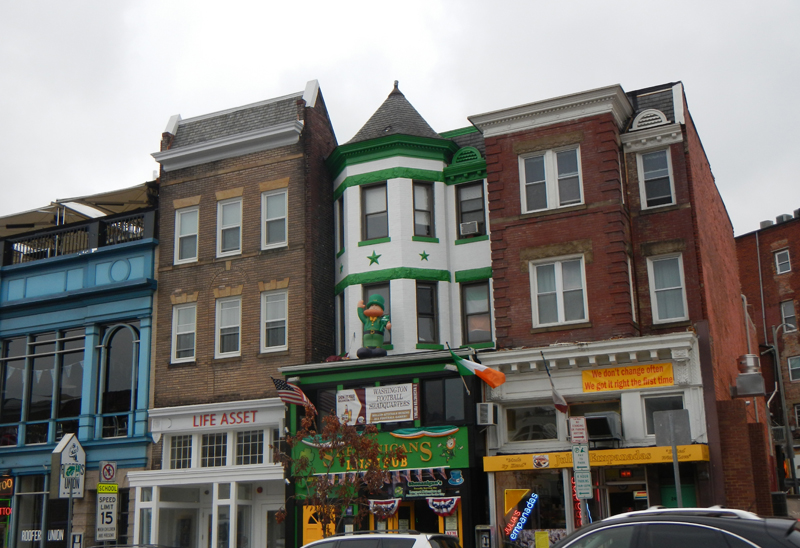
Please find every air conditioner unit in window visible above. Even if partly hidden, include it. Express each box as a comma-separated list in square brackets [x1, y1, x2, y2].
[460, 221, 479, 236]
[584, 411, 622, 441]
[773, 426, 787, 444]
[477, 403, 498, 426]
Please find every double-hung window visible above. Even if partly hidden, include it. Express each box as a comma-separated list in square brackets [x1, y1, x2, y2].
[261, 290, 287, 352]
[171, 303, 196, 363]
[647, 255, 688, 323]
[461, 281, 492, 344]
[519, 147, 582, 213]
[776, 249, 791, 274]
[413, 182, 434, 237]
[457, 182, 486, 238]
[789, 357, 800, 382]
[782, 300, 797, 330]
[215, 297, 241, 358]
[335, 197, 345, 254]
[638, 149, 675, 208]
[262, 190, 287, 249]
[529, 257, 587, 326]
[362, 184, 388, 240]
[416, 282, 438, 343]
[175, 207, 199, 264]
[217, 198, 242, 257]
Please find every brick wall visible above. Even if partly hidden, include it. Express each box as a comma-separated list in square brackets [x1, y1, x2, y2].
[153, 97, 336, 409]
[487, 113, 637, 348]
[717, 399, 758, 510]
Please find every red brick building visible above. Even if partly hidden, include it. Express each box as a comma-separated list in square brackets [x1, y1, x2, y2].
[737, 211, 800, 490]
[470, 82, 772, 533]
[127, 81, 338, 547]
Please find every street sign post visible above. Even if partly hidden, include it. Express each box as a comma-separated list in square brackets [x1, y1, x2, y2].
[569, 417, 588, 444]
[96, 483, 118, 541]
[572, 444, 590, 472]
[574, 471, 592, 499]
[99, 461, 117, 483]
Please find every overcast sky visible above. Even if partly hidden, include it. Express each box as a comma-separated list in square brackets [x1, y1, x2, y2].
[1, 1, 798, 236]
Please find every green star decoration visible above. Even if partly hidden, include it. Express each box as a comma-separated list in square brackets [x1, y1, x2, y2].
[367, 251, 381, 265]
[419, 250, 430, 261]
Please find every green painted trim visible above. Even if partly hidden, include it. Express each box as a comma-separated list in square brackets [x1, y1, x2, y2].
[439, 126, 480, 138]
[461, 341, 494, 349]
[358, 237, 391, 247]
[455, 235, 489, 245]
[333, 167, 444, 200]
[455, 267, 493, 283]
[327, 134, 460, 181]
[335, 267, 451, 295]
[382, 344, 394, 350]
[291, 363, 455, 385]
[336, 248, 345, 258]
[444, 165, 487, 186]
[416, 343, 444, 350]
[412, 236, 439, 243]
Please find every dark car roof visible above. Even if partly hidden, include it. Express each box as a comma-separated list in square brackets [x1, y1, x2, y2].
[553, 508, 800, 548]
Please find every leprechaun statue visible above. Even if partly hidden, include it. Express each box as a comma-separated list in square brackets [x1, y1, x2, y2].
[356, 294, 391, 359]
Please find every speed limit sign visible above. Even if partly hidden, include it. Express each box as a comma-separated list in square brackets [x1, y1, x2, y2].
[96, 483, 118, 541]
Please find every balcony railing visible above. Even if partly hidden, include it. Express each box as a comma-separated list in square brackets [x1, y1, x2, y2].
[0, 209, 156, 267]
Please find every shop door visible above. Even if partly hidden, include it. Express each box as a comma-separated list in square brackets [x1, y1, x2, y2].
[302, 507, 333, 544]
[200, 509, 212, 548]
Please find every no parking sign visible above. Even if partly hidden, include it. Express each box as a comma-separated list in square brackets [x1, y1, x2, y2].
[99, 461, 117, 483]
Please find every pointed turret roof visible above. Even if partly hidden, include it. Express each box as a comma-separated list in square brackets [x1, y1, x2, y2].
[347, 81, 441, 144]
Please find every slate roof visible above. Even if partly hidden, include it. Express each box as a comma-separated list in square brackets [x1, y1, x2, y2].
[347, 82, 441, 144]
[448, 130, 485, 156]
[171, 92, 303, 148]
[627, 82, 678, 124]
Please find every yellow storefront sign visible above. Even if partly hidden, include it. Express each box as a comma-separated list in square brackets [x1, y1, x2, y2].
[484, 444, 708, 471]
[582, 363, 674, 392]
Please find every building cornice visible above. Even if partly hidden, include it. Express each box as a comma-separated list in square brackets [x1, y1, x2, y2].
[469, 85, 634, 137]
[621, 122, 683, 153]
[127, 463, 284, 487]
[478, 332, 696, 373]
[152, 120, 305, 172]
[327, 135, 459, 182]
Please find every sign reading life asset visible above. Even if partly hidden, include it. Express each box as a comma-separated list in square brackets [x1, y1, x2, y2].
[52, 434, 86, 498]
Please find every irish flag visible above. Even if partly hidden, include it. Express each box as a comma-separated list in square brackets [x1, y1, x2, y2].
[448, 348, 506, 388]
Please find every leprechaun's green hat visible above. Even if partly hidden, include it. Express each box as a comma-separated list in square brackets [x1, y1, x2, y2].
[366, 294, 385, 310]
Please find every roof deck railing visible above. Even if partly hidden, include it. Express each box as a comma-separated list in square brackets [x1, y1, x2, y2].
[0, 209, 156, 267]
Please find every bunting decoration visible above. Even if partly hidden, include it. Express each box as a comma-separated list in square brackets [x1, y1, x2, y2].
[369, 498, 401, 517]
[427, 496, 460, 516]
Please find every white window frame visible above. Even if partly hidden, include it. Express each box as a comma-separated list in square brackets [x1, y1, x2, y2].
[781, 300, 797, 329]
[261, 189, 287, 250]
[789, 356, 800, 382]
[167, 429, 269, 469]
[168, 434, 194, 469]
[647, 254, 689, 324]
[261, 290, 288, 353]
[637, 148, 676, 209]
[776, 249, 791, 275]
[171, 303, 197, 363]
[174, 207, 199, 264]
[518, 146, 584, 214]
[627, 256, 637, 323]
[217, 198, 242, 257]
[528, 255, 588, 327]
[643, 393, 684, 436]
[215, 296, 241, 358]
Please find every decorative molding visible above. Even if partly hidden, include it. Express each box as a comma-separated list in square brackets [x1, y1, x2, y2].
[258, 278, 289, 292]
[455, 267, 493, 283]
[259, 177, 290, 192]
[621, 122, 683, 153]
[469, 85, 633, 137]
[630, 109, 668, 131]
[335, 267, 451, 295]
[173, 195, 201, 209]
[215, 187, 244, 201]
[170, 291, 199, 304]
[153, 120, 305, 172]
[213, 284, 243, 298]
[334, 167, 443, 201]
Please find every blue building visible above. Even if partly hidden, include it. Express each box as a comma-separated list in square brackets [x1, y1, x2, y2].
[0, 183, 157, 548]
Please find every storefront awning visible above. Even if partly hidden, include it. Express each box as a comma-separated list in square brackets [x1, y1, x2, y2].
[484, 444, 709, 472]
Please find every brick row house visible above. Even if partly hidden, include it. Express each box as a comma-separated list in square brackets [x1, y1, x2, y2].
[737, 211, 800, 491]
[469, 81, 773, 540]
[126, 81, 337, 548]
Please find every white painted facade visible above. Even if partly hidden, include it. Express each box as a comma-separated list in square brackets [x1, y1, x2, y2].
[334, 155, 493, 356]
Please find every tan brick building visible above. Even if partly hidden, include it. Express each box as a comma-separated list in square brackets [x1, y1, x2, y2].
[127, 81, 337, 548]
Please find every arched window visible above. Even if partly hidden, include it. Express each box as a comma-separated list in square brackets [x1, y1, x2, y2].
[98, 322, 139, 438]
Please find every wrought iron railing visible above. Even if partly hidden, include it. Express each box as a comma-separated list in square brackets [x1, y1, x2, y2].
[0, 209, 156, 266]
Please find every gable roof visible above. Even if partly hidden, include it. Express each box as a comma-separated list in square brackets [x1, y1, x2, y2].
[347, 81, 440, 144]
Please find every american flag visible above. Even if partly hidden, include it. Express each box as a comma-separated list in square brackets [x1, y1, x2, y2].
[272, 378, 316, 412]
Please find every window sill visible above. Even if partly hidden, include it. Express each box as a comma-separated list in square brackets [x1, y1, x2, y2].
[336, 248, 346, 258]
[417, 343, 444, 350]
[530, 321, 592, 334]
[520, 203, 587, 219]
[213, 356, 242, 364]
[455, 235, 489, 245]
[358, 237, 391, 247]
[216, 251, 242, 259]
[412, 236, 439, 243]
[261, 243, 288, 253]
[460, 341, 494, 349]
[650, 319, 692, 329]
[169, 360, 196, 368]
[259, 348, 289, 357]
[638, 203, 682, 215]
